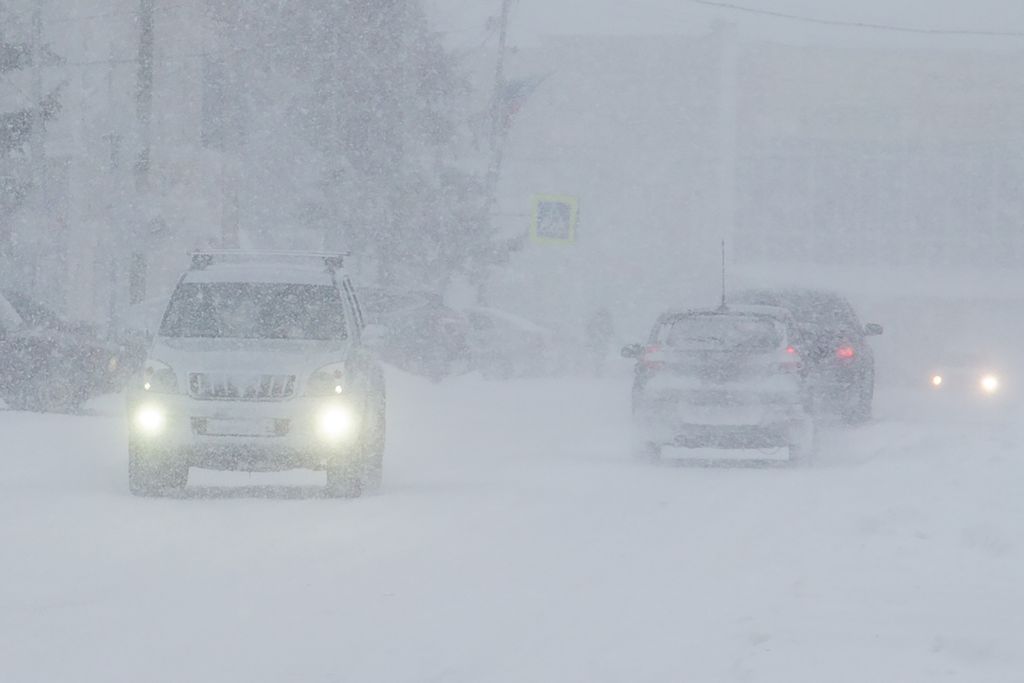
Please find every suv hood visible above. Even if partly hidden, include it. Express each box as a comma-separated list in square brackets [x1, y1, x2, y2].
[149, 337, 352, 376]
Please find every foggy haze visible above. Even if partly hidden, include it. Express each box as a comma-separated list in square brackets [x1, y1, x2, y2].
[1, 1, 1022, 681]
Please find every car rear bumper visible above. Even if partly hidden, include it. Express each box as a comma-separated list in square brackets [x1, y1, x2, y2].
[635, 390, 809, 448]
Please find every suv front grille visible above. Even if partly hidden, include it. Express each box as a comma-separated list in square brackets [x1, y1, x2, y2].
[189, 373, 296, 401]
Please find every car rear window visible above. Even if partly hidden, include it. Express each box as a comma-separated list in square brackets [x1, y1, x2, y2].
[160, 283, 348, 340]
[663, 315, 784, 352]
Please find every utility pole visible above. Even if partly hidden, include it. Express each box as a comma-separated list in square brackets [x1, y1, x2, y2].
[715, 21, 738, 268]
[132, 0, 154, 305]
[485, 0, 513, 196]
[472, 0, 513, 305]
[28, 2, 45, 293]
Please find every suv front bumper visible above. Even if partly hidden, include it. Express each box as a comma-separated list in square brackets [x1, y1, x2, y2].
[127, 392, 366, 471]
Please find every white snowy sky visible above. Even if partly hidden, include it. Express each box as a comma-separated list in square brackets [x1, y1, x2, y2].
[430, 0, 1024, 49]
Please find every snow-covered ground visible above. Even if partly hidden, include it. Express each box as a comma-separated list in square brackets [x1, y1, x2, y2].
[1, 369, 1021, 682]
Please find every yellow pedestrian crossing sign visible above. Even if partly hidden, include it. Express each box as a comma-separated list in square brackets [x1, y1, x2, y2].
[531, 194, 578, 244]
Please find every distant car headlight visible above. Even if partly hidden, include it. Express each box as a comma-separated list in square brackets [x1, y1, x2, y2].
[307, 362, 346, 396]
[316, 404, 356, 441]
[134, 404, 166, 435]
[980, 374, 1000, 394]
[931, 375, 943, 388]
[142, 359, 178, 394]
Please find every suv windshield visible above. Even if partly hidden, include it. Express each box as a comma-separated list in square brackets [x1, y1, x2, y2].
[664, 315, 783, 352]
[160, 282, 347, 340]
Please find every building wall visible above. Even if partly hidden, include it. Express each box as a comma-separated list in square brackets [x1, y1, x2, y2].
[34, 0, 230, 326]
[490, 33, 1024, 337]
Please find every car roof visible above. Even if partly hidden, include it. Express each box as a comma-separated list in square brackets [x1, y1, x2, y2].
[659, 305, 795, 322]
[733, 287, 849, 305]
[183, 263, 336, 286]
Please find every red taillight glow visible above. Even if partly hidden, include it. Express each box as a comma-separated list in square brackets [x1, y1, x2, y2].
[642, 345, 665, 370]
[780, 346, 801, 372]
[836, 345, 855, 359]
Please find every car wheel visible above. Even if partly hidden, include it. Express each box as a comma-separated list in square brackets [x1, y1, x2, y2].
[787, 419, 817, 466]
[636, 440, 662, 463]
[128, 443, 188, 496]
[842, 377, 874, 425]
[21, 378, 81, 414]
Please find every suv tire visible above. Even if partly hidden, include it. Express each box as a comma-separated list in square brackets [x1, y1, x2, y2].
[325, 464, 362, 498]
[129, 443, 188, 496]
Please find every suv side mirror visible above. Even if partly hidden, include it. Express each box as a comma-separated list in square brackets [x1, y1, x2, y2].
[621, 343, 643, 359]
[864, 323, 883, 337]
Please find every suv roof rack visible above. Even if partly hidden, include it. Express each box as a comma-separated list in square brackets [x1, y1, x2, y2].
[189, 250, 350, 272]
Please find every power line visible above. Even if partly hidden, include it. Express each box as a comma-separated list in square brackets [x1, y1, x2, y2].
[687, 0, 1024, 37]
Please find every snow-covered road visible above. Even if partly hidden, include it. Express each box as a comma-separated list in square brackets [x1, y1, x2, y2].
[1, 371, 1021, 682]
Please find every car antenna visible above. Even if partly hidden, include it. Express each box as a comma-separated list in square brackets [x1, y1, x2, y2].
[719, 239, 727, 311]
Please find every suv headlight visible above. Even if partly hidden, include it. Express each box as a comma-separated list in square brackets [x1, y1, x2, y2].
[142, 359, 178, 394]
[307, 362, 346, 396]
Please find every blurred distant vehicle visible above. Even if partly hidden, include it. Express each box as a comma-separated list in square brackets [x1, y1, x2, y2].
[623, 305, 816, 463]
[462, 306, 557, 380]
[732, 288, 882, 423]
[0, 290, 124, 412]
[357, 287, 470, 381]
[927, 352, 1005, 398]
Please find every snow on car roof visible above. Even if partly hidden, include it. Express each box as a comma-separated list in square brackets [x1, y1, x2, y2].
[183, 263, 335, 286]
[661, 305, 794, 321]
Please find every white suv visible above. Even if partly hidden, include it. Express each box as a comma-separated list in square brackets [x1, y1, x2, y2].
[126, 252, 386, 497]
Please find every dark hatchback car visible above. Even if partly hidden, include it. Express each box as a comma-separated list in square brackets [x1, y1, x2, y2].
[732, 288, 883, 423]
[0, 290, 124, 412]
[357, 287, 470, 381]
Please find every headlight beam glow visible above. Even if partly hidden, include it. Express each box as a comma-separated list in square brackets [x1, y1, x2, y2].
[134, 405, 166, 435]
[980, 374, 1000, 394]
[316, 405, 356, 441]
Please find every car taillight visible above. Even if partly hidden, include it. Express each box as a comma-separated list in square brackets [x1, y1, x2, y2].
[836, 345, 855, 360]
[780, 346, 801, 372]
[641, 345, 665, 371]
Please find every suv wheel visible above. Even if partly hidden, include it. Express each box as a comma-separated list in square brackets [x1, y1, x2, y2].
[325, 395, 386, 498]
[128, 443, 188, 496]
[325, 465, 362, 498]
